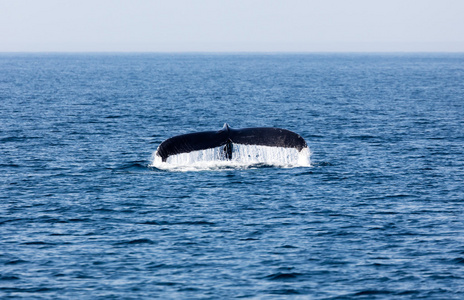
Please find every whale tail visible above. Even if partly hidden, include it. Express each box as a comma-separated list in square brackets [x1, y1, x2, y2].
[155, 124, 307, 162]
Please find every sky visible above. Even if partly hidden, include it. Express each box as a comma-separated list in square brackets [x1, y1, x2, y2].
[1, 0, 464, 52]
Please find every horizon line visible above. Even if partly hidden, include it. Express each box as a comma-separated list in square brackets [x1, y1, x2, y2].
[1, 50, 464, 54]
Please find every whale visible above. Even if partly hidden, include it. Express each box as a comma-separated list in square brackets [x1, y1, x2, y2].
[155, 123, 307, 162]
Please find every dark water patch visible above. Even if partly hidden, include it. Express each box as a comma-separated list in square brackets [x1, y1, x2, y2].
[321, 259, 351, 266]
[155, 281, 180, 286]
[372, 210, 398, 215]
[74, 272, 95, 279]
[0, 218, 22, 225]
[348, 134, 379, 140]
[110, 161, 149, 171]
[451, 257, 464, 264]
[144, 262, 169, 269]
[115, 238, 156, 245]
[295, 171, 313, 176]
[178, 287, 203, 292]
[354, 290, 393, 296]
[0, 275, 20, 281]
[396, 290, 421, 296]
[426, 273, 463, 281]
[265, 272, 304, 281]
[0, 163, 21, 168]
[0, 287, 58, 293]
[268, 288, 301, 295]
[140, 220, 164, 225]
[67, 218, 92, 222]
[140, 220, 216, 226]
[21, 241, 57, 246]
[37, 217, 69, 224]
[4, 259, 28, 265]
[179, 221, 216, 226]
[239, 237, 259, 241]
[0, 136, 41, 143]
[93, 207, 116, 213]
[280, 244, 298, 249]
[306, 134, 324, 138]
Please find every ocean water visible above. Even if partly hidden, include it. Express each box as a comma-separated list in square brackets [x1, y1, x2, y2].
[1, 53, 464, 299]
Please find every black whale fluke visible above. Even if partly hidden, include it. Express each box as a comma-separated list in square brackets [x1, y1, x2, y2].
[155, 123, 307, 162]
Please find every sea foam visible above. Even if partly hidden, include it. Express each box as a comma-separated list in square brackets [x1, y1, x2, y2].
[150, 144, 311, 171]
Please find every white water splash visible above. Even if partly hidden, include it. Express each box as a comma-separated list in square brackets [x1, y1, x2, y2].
[149, 144, 311, 171]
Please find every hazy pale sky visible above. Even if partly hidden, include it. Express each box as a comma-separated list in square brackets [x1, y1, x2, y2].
[1, 0, 464, 52]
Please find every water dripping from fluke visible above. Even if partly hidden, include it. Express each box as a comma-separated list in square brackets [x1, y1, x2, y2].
[149, 124, 311, 171]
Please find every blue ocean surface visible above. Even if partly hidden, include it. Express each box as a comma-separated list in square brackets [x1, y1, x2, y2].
[1, 53, 463, 299]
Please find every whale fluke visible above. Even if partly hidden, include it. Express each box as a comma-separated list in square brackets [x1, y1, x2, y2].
[155, 123, 307, 162]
